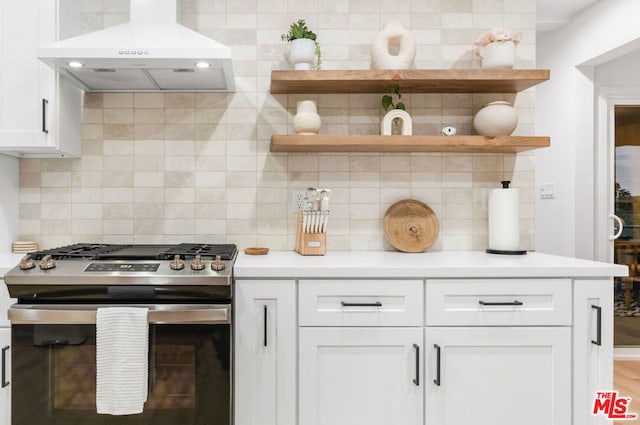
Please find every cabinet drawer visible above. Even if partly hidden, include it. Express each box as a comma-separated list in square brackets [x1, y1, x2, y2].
[299, 280, 423, 326]
[425, 279, 571, 326]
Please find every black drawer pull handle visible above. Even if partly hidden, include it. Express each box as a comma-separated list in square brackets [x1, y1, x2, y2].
[433, 344, 441, 386]
[1, 345, 9, 388]
[591, 304, 602, 346]
[42, 98, 49, 134]
[478, 300, 523, 306]
[412, 344, 420, 386]
[340, 301, 382, 307]
[263, 305, 268, 347]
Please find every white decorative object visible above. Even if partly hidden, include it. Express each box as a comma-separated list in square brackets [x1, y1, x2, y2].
[441, 125, 457, 136]
[381, 109, 412, 135]
[371, 22, 416, 70]
[473, 101, 518, 136]
[293, 100, 321, 135]
[479, 40, 516, 70]
[289, 38, 316, 70]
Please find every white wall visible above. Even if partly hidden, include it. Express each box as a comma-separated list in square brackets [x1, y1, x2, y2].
[536, 0, 640, 259]
[0, 154, 19, 254]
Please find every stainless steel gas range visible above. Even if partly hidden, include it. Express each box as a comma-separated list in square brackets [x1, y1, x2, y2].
[4, 243, 238, 425]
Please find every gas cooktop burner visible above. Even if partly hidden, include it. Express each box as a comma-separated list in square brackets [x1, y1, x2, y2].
[4, 243, 239, 302]
[28, 243, 238, 261]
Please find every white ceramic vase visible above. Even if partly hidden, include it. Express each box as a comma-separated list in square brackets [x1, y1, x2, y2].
[293, 100, 321, 135]
[479, 40, 516, 70]
[473, 101, 518, 136]
[371, 21, 416, 70]
[381, 109, 412, 135]
[289, 38, 316, 70]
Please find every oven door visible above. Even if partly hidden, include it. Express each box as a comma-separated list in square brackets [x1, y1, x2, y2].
[9, 304, 231, 425]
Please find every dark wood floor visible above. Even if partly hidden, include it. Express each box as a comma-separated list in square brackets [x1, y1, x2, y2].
[615, 316, 640, 346]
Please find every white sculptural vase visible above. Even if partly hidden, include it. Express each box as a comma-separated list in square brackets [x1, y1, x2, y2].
[293, 100, 321, 135]
[381, 109, 412, 135]
[473, 101, 518, 136]
[371, 21, 416, 70]
[289, 38, 316, 70]
[479, 40, 516, 70]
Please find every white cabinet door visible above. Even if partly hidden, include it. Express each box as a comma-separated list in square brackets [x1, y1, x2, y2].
[234, 280, 296, 425]
[573, 279, 613, 425]
[425, 327, 571, 425]
[0, 328, 10, 425]
[0, 0, 82, 157]
[299, 327, 423, 425]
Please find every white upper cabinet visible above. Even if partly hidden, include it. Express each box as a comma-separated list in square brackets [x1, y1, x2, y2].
[0, 0, 82, 157]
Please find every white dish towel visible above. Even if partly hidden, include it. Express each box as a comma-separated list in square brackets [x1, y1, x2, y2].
[96, 307, 149, 415]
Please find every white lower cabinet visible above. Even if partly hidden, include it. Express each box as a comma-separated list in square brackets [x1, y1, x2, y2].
[234, 280, 296, 425]
[299, 327, 423, 425]
[573, 279, 613, 425]
[424, 327, 571, 425]
[0, 327, 10, 425]
[234, 276, 612, 425]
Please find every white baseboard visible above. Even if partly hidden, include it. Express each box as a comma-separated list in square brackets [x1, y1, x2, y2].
[614, 347, 640, 360]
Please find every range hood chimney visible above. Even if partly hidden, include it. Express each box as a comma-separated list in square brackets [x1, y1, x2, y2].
[38, 0, 235, 92]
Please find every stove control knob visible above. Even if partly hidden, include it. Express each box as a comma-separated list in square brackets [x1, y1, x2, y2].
[39, 255, 56, 270]
[190, 255, 205, 271]
[211, 255, 225, 272]
[19, 254, 35, 270]
[170, 255, 185, 271]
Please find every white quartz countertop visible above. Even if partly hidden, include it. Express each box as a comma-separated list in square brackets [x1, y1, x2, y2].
[0, 253, 22, 277]
[234, 251, 628, 279]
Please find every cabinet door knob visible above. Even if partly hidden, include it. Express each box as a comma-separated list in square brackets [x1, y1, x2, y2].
[478, 300, 523, 306]
[591, 304, 602, 346]
[263, 305, 268, 347]
[1, 345, 9, 388]
[433, 344, 441, 386]
[340, 301, 382, 307]
[42, 98, 49, 134]
[412, 344, 420, 386]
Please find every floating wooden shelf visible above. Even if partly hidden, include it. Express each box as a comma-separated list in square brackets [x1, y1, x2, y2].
[270, 135, 550, 153]
[270, 69, 550, 94]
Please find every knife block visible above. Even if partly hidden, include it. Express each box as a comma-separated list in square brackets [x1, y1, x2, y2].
[296, 211, 326, 256]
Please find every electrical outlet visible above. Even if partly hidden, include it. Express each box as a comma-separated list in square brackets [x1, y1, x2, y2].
[540, 183, 555, 199]
[291, 190, 307, 213]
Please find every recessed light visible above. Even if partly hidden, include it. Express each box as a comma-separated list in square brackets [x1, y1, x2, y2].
[195, 62, 211, 69]
[68, 61, 83, 68]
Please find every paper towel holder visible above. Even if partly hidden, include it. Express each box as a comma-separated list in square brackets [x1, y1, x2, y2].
[486, 180, 527, 255]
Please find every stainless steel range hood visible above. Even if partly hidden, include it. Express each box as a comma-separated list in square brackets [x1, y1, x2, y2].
[38, 0, 235, 92]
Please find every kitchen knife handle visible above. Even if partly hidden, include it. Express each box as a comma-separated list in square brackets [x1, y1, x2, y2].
[591, 304, 602, 346]
[263, 305, 268, 347]
[433, 344, 441, 386]
[1, 345, 9, 388]
[478, 300, 523, 306]
[412, 344, 420, 386]
[42, 98, 49, 134]
[340, 301, 382, 307]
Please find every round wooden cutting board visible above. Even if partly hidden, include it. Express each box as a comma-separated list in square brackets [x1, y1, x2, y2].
[383, 199, 439, 252]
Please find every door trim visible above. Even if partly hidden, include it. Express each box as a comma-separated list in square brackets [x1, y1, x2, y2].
[596, 87, 640, 262]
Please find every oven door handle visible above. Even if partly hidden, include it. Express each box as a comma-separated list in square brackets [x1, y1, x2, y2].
[8, 304, 231, 325]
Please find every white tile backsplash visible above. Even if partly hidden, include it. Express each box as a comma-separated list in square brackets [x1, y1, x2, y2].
[18, 0, 536, 252]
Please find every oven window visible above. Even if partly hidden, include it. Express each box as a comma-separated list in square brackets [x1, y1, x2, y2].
[11, 324, 230, 425]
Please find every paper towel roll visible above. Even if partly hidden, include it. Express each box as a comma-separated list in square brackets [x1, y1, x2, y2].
[488, 186, 520, 251]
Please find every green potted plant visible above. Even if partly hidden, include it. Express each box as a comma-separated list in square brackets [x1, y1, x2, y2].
[381, 86, 412, 135]
[281, 19, 321, 70]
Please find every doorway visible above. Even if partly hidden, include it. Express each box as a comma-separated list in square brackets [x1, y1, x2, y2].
[613, 105, 640, 346]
